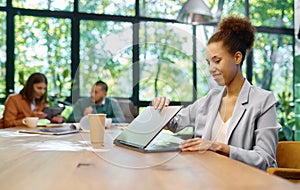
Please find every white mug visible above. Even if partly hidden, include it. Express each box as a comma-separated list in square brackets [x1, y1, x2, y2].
[105, 118, 112, 129]
[22, 117, 39, 128]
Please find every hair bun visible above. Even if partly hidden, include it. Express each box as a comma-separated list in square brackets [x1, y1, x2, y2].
[218, 16, 255, 49]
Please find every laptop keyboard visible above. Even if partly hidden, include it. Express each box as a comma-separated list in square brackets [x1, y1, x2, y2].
[145, 131, 183, 151]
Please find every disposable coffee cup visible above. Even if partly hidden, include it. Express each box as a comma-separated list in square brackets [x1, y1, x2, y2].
[88, 114, 106, 145]
[22, 117, 39, 128]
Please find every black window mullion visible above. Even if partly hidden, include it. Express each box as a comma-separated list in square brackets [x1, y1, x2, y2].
[192, 26, 197, 101]
[132, 0, 140, 107]
[132, 22, 139, 107]
[6, 0, 15, 96]
[70, 0, 80, 103]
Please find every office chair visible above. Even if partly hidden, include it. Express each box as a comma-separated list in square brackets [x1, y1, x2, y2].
[115, 98, 138, 123]
[267, 141, 300, 183]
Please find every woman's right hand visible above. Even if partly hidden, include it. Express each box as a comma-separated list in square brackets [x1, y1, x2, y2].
[152, 97, 170, 110]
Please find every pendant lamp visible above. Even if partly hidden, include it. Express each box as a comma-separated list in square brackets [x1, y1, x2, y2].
[177, 0, 213, 25]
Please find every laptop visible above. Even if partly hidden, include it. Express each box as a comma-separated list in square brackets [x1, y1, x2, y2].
[113, 105, 183, 153]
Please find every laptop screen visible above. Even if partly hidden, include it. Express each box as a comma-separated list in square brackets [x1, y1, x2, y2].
[114, 106, 182, 148]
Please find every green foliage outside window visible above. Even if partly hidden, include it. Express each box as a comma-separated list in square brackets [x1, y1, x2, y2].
[79, 20, 132, 99]
[139, 22, 196, 102]
[277, 91, 295, 141]
[249, 0, 293, 28]
[0, 12, 6, 99]
[79, 0, 135, 15]
[14, 15, 72, 100]
[12, 0, 74, 11]
[139, 0, 186, 19]
[252, 33, 293, 97]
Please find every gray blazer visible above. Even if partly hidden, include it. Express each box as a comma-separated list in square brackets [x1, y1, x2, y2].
[170, 80, 281, 170]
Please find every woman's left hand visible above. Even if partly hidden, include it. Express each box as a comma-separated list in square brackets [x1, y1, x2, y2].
[50, 115, 64, 123]
[180, 138, 230, 156]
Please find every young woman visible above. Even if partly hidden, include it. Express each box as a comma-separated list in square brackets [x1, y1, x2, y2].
[0, 72, 64, 128]
[152, 17, 281, 170]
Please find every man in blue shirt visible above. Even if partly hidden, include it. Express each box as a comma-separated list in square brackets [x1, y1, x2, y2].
[67, 80, 125, 123]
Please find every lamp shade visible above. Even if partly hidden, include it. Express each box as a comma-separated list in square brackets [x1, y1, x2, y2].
[177, 0, 213, 25]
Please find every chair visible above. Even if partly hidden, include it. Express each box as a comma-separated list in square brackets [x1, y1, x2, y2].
[267, 141, 300, 183]
[115, 98, 138, 123]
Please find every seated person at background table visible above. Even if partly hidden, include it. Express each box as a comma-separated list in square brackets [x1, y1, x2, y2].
[0, 72, 64, 128]
[152, 16, 281, 171]
[67, 80, 125, 123]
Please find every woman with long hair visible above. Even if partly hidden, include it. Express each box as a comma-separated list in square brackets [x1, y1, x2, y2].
[0, 72, 64, 128]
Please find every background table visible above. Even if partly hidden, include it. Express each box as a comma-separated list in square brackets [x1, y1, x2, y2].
[0, 126, 298, 190]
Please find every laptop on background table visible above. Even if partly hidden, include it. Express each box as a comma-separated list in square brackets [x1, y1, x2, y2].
[113, 105, 184, 153]
[19, 124, 79, 135]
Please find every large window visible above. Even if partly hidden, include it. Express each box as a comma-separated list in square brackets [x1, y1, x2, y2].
[0, 0, 295, 110]
[14, 15, 72, 97]
[196, 25, 216, 97]
[139, 22, 194, 102]
[252, 33, 293, 97]
[79, 20, 132, 98]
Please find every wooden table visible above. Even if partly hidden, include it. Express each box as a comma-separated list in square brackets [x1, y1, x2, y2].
[0, 126, 298, 190]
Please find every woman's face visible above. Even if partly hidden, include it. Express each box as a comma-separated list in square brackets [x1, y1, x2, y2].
[205, 41, 241, 86]
[33, 82, 47, 99]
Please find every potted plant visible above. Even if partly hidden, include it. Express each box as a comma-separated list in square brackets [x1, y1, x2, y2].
[276, 91, 295, 141]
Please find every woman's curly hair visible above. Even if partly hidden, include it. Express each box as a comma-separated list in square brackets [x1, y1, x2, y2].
[208, 16, 256, 66]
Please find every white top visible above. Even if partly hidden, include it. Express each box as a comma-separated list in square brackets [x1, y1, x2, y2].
[211, 112, 231, 144]
[31, 100, 36, 110]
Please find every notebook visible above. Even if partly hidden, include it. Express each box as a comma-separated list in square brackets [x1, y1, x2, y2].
[113, 105, 183, 152]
